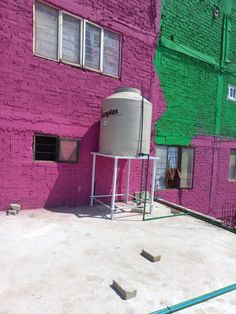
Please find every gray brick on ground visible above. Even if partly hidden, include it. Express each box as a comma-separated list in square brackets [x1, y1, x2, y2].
[112, 279, 137, 300]
[141, 249, 161, 262]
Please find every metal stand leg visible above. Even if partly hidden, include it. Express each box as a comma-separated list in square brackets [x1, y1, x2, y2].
[111, 158, 118, 220]
[90, 154, 96, 206]
[150, 159, 157, 214]
[125, 159, 131, 203]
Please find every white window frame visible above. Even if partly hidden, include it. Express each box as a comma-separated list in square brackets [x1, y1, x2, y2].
[155, 145, 195, 190]
[59, 11, 83, 67]
[227, 85, 236, 102]
[33, 134, 80, 163]
[83, 20, 103, 73]
[228, 148, 236, 181]
[103, 27, 122, 78]
[33, 0, 121, 78]
[33, 0, 60, 62]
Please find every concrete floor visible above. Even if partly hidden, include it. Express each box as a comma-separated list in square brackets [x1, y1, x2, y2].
[0, 203, 236, 314]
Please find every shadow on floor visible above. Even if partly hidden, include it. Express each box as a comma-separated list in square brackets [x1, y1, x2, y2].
[45, 203, 145, 221]
[45, 205, 111, 220]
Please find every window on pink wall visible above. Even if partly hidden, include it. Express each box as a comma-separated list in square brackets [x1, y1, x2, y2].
[34, 1, 121, 77]
[59, 139, 79, 162]
[35, 1, 58, 60]
[84, 22, 101, 70]
[34, 134, 58, 161]
[62, 14, 81, 64]
[229, 149, 236, 180]
[103, 30, 120, 77]
[155, 146, 194, 189]
[34, 135, 79, 163]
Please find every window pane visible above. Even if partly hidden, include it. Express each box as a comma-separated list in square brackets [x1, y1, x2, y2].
[62, 14, 81, 64]
[34, 135, 57, 161]
[229, 149, 236, 179]
[35, 2, 58, 59]
[103, 30, 120, 77]
[85, 23, 101, 70]
[166, 147, 179, 188]
[155, 146, 168, 190]
[59, 139, 78, 162]
[180, 148, 194, 188]
[167, 147, 178, 168]
[228, 86, 236, 101]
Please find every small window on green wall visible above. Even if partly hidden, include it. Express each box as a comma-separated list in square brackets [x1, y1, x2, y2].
[228, 85, 236, 102]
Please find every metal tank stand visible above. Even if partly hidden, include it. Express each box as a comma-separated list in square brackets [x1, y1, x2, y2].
[90, 152, 159, 220]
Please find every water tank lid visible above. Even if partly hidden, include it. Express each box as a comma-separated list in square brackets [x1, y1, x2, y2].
[115, 87, 141, 94]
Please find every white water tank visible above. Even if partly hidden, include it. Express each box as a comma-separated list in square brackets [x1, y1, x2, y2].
[99, 87, 152, 156]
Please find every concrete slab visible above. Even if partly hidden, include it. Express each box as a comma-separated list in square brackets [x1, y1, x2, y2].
[0, 202, 235, 314]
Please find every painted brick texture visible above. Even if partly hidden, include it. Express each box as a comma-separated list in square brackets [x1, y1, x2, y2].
[155, 0, 236, 219]
[155, 49, 218, 144]
[155, 0, 236, 143]
[0, 0, 164, 210]
[161, 0, 224, 61]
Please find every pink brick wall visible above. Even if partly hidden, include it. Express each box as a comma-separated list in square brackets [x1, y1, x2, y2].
[0, 0, 234, 221]
[0, 0, 164, 210]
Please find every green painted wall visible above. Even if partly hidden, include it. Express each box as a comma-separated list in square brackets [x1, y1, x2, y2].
[221, 73, 236, 137]
[155, 0, 236, 145]
[160, 0, 223, 61]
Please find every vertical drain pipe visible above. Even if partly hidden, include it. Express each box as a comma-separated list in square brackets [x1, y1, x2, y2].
[139, 84, 144, 156]
[142, 153, 150, 220]
[138, 84, 150, 218]
[138, 85, 145, 204]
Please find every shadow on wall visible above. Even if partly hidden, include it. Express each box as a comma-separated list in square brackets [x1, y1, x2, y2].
[44, 121, 100, 212]
[44, 122, 130, 215]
